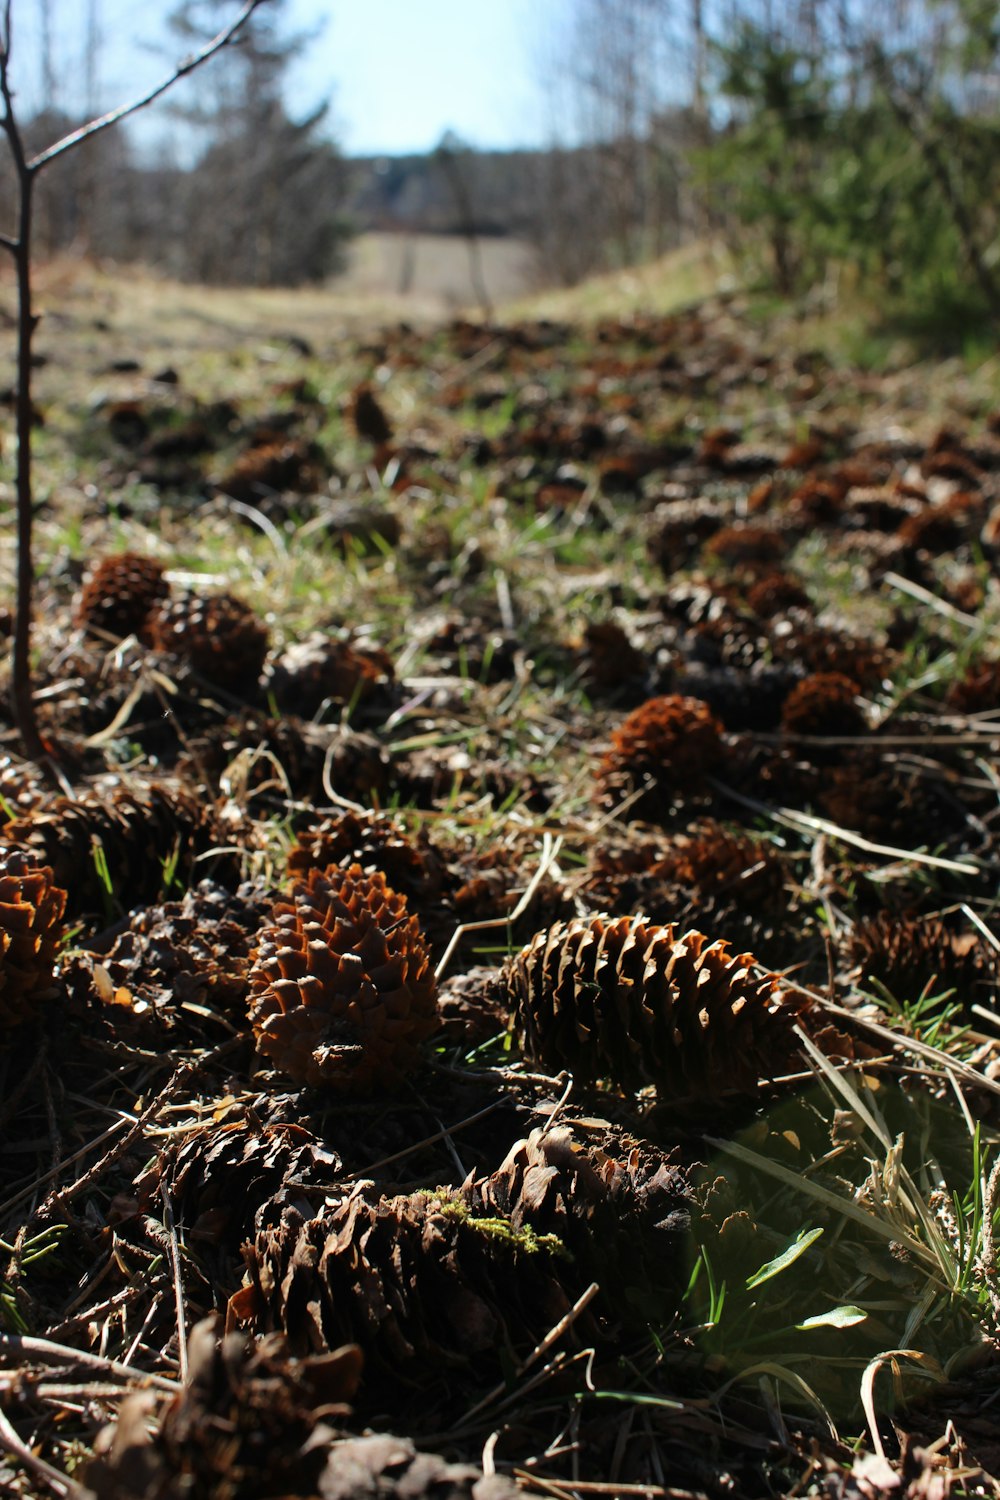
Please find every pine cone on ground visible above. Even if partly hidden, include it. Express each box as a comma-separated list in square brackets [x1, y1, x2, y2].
[349, 382, 393, 446]
[287, 809, 443, 899]
[780, 672, 864, 738]
[846, 912, 996, 1009]
[247, 863, 438, 1091]
[574, 619, 649, 699]
[263, 631, 395, 719]
[75, 552, 170, 641]
[89, 880, 271, 1036]
[702, 524, 787, 569]
[149, 592, 269, 691]
[0, 847, 67, 1029]
[596, 694, 725, 822]
[85, 1316, 362, 1500]
[502, 915, 803, 1103]
[746, 571, 811, 619]
[946, 658, 1000, 715]
[238, 1124, 691, 1393]
[129, 1119, 342, 1262]
[4, 778, 216, 918]
[216, 439, 311, 503]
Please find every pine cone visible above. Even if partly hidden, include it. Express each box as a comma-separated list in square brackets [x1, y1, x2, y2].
[502, 915, 802, 1102]
[780, 672, 864, 738]
[263, 631, 395, 720]
[646, 499, 724, 575]
[4, 778, 215, 918]
[662, 819, 787, 912]
[247, 863, 438, 1091]
[84, 1317, 362, 1500]
[130, 1119, 342, 1259]
[91, 880, 271, 1036]
[149, 592, 269, 690]
[0, 847, 67, 1029]
[287, 809, 442, 898]
[702, 524, 787, 569]
[947, 658, 1000, 715]
[75, 552, 170, 641]
[238, 1124, 691, 1392]
[846, 912, 996, 1008]
[216, 439, 311, 502]
[746, 571, 811, 619]
[349, 382, 392, 446]
[574, 619, 649, 698]
[596, 694, 725, 821]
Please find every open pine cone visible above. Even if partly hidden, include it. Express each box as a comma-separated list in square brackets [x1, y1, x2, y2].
[75, 552, 170, 640]
[149, 591, 269, 690]
[596, 694, 725, 822]
[779, 671, 864, 738]
[502, 915, 804, 1103]
[0, 846, 67, 1030]
[247, 863, 438, 1091]
[237, 1123, 691, 1396]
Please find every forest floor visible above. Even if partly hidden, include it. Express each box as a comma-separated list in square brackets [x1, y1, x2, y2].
[1, 255, 1000, 1498]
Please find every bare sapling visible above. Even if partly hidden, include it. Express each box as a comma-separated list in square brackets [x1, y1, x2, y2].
[0, 0, 268, 766]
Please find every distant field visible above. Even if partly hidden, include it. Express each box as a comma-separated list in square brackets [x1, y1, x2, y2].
[328, 231, 543, 313]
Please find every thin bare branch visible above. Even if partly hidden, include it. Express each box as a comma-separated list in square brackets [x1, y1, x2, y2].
[29, 0, 268, 172]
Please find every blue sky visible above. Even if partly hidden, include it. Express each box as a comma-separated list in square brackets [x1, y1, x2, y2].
[13, 0, 558, 157]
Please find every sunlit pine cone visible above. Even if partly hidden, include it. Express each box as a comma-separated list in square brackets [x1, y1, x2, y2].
[780, 672, 864, 739]
[596, 694, 725, 821]
[502, 915, 803, 1102]
[149, 591, 269, 690]
[74, 552, 170, 641]
[247, 863, 438, 1091]
[0, 847, 67, 1029]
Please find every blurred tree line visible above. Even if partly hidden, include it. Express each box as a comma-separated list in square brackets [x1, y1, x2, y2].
[9, 0, 999, 319]
[544, 0, 1000, 322]
[17, 0, 352, 287]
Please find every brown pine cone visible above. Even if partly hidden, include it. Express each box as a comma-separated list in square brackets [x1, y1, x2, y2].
[780, 671, 864, 738]
[0, 846, 67, 1030]
[349, 382, 392, 446]
[596, 694, 725, 822]
[502, 915, 803, 1103]
[247, 863, 438, 1091]
[4, 777, 216, 918]
[75, 552, 170, 640]
[238, 1123, 691, 1394]
[149, 592, 269, 691]
[263, 631, 395, 719]
[84, 1317, 362, 1500]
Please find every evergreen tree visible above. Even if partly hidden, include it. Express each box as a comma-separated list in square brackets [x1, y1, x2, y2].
[162, 0, 351, 286]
